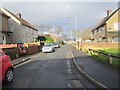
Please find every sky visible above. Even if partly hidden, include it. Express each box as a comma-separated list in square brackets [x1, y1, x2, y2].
[1, 0, 119, 38]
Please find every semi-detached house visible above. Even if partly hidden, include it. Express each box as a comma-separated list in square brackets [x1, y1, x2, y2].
[0, 9, 13, 44]
[92, 8, 120, 43]
[1, 8, 38, 44]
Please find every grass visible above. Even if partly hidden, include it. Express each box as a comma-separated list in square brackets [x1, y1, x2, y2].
[101, 48, 120, 55]
[87, 48, 120, 69]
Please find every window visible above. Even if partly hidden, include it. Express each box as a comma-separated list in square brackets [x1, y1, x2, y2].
[92, 31, 94, 34]
[112, 37, 120, 42]
[114, 22, 120, 30]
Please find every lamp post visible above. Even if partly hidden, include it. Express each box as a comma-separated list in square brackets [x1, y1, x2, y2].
[68, 16, 78, 49]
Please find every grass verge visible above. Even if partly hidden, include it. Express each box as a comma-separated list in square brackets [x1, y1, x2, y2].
[86, 49, 120, 69]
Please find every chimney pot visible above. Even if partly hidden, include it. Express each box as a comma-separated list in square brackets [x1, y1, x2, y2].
[107, 10, 112, 16]
[16, 13, 21, 18]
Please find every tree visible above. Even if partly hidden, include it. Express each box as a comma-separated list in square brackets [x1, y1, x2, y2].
[60, 34, 67, 41]
[54, 26, 63, 37]
[71, 29, 82, 39]
[37, 36, 46, 42]
[81, 28, 92, 40]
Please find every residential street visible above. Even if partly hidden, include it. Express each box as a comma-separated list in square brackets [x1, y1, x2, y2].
[3, 45, 98, 88]
[1, 2, 119, 90]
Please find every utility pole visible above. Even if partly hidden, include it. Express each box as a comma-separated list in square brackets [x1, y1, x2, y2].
[68, 16, 78, 49]
[75, 16, 78, 49]
[71, 30, 72, 41]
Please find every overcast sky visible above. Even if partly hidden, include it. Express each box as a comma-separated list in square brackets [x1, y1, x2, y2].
[1, 1, 119, 37]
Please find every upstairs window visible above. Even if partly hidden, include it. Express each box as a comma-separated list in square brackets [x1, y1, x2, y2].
[114, 22, 120, 31]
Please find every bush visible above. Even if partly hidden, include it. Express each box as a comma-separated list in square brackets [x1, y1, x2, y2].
[45, 36, 54, 44]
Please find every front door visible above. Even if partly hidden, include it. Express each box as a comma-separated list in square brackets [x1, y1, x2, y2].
[2, 33, 6, 44]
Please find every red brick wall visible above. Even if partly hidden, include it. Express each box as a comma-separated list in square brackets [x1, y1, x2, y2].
[27, 46, 39, 55]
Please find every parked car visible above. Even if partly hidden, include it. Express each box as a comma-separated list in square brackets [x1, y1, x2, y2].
[0, 49, 14, 84]
[53, 42, 60, 48]
[42, 44, 55, 53]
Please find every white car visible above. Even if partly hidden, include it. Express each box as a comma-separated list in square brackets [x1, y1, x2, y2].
[42, 44, 55, 53]
[53, 42, 60, 48]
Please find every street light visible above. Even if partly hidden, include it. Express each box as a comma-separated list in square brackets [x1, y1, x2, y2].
[68, 16, 78, 49]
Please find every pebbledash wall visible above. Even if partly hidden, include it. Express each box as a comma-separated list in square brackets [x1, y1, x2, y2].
[9, 18, 38, 43]
[78, 42, 120, 50]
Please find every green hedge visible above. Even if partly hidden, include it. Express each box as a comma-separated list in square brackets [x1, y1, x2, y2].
[45, 36, 54, 44]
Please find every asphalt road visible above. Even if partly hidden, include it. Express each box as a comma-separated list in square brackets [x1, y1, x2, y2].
[3, 45, 97, 88]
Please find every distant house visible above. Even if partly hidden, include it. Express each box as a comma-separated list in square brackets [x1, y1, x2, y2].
[0, 9, 13, 44]
[92, 8, 120, 42]
[1, 8, 38, 43]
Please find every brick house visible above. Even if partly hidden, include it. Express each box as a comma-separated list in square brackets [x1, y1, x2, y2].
[92, 8, 120, 43]
[0, 8, 38, 44]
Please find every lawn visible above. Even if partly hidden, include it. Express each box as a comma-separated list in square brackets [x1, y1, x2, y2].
[87, 48, 120, 69]
[102, 48, 120, 55]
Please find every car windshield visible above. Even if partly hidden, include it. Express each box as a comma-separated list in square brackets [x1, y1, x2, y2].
[45, 44, 52, 47]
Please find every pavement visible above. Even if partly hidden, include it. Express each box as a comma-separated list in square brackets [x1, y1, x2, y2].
[11, 52, 42, 66]
[70, 45, 119, 89]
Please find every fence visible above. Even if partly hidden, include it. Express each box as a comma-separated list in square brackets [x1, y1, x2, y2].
[88, 49, 120, 68]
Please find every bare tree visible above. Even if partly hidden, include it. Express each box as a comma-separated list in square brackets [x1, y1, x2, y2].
[71, 29, 82, 39]
[60, 34, 67, 41]
[54, 26, 63, 37]
[81, 28, 92, 40]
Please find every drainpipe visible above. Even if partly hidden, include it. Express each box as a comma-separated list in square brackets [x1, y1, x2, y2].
[105, 24, 108, 42]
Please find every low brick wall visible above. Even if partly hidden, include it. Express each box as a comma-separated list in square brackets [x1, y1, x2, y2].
[27, 46, 39, 55]
[2, 48, 19, 60]
[78, 42, 120, 50]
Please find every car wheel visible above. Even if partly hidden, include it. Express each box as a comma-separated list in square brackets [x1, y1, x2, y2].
[52, 49, 55, 52]
[4, 68, 14, 84]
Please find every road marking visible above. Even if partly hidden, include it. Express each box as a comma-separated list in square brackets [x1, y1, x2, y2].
[67, 59, 71, 69]
[67, 60, 72, 74]
[68, 83, 72, 88]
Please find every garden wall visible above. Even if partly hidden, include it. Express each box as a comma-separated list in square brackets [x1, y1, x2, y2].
[78, 42, 120, 50]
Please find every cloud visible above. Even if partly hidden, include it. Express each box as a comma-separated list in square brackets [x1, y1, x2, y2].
[2, 2, 118, 37]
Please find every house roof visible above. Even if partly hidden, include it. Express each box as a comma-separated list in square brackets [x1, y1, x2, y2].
[93, 17, 107, 30]
[92, 8, 120, 31]
[2, 8, 38, 31]
[0, 9, 10, 18]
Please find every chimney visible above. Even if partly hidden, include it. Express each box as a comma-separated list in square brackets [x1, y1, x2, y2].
[16, 13, 21, 18]
[107, 10, 112, 16]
